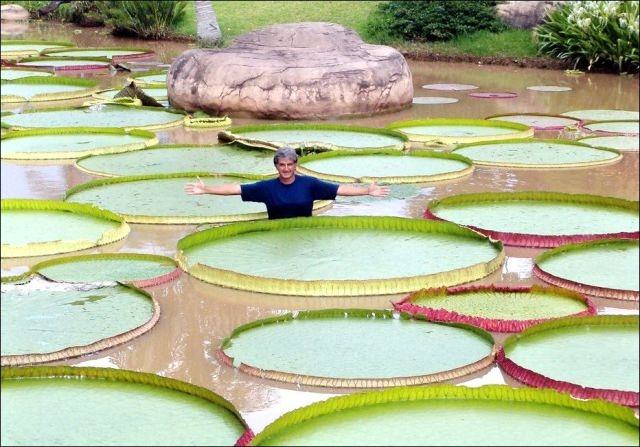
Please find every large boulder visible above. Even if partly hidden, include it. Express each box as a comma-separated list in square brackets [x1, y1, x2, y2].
[1, 4, 29, 21]
[168, 22, 413, 119]
[496, 1, 564, 29]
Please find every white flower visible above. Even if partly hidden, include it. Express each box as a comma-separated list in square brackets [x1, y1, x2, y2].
[578, 17, 592, 30]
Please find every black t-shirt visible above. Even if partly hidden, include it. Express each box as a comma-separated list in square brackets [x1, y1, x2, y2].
[240, 175, 339, 219]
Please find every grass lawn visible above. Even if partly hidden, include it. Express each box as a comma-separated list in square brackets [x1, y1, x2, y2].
[213, 0, 381, 42]
[399, 29, 538, 58]
[173, 0, 197, 38]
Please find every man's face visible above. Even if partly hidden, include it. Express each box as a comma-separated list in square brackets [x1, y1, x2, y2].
[276, 157, 297, 180]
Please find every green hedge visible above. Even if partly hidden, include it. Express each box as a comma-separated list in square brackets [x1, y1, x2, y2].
[367, 0, 506, 42]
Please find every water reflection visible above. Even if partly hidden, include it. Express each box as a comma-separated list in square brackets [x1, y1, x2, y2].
[2, 21, 638, 434]
[1, 18, 29, 37]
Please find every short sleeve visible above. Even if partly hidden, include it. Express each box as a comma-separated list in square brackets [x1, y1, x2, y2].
[240, 180, 267, 202]
[309, 176, 339, 200]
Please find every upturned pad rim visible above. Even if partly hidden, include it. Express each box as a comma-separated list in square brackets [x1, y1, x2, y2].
[425, 191, 639, 248]
[218, 308, 497, 388]
[497, 315, 640, 406]
[176, 215, 505, 296]
[1, 198, 130, 258]
[245, 383, 638, 446]
[1, 282, 159, 366]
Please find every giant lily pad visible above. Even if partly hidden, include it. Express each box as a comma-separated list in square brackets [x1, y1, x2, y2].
[583, 121, 639, 135]
[562, 109, 639, 122]
[1, 199, 130, 258]
[325, 183, 424, 218]
[395, 285, 595, 332]
[41, 46, 154, 61]
[13, 56, 112, 70]
[0, 40, 74, 59]
[218, 123, 408, 152]
[422, 83, 478, 91]
[75, 144, 276, 177]
[526, 85, 572, 92]
[451, 139, 620, 168]
[1, 104, 185, 131]
[487, 113, 582, 131]
[412, 96, 458, 104]
[578, 135, 639, 151]
[386, 118, 533, 145]
[177, 216, 505, 296]
[1, 280, 158, 365]
[425, 192, 639, 248]
[1, 127, 158, 160]
[468, 92, 517, 99]
[297, 150, 473, 183]
[220, 309, 496, 387]
[1, 366, 251, 445]
[1, 76, 99, 103]
[1, 68, 53, 80]
[248, 385, 639, 446]
[64, 173, 299, 224]
[33, 253, 180, 288]
[498, 315, 639, 406]
[128, 69, 167, 85]
[534, 239, 639, 301]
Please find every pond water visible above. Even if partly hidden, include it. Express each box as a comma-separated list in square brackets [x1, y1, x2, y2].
[2, 21, 639, 434]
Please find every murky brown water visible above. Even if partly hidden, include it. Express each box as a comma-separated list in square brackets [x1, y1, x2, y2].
[2, 22, 639, 432]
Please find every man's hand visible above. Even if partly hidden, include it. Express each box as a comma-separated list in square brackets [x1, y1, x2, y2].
[367, 182, 390, 197]
[184, 176, 206, 195]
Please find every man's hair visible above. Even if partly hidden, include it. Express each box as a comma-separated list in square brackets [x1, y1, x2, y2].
[273, 147, 298, 165]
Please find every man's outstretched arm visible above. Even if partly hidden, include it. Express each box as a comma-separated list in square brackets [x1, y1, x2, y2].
[184, 177, 241, 195]
[337, 182, 390, 197]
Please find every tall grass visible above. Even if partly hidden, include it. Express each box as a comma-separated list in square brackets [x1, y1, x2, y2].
[535, 1, 640, 72]
[99, 1, 187, 39]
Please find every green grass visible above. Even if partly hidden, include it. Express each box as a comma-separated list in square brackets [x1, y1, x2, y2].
[213, 1, 381, 42]
[173, 0, 197, 37]
[391, 29, 537, 59]
[430, 29, 537, 58]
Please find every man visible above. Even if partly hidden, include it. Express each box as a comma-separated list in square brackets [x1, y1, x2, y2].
[184, 147, 390, 219]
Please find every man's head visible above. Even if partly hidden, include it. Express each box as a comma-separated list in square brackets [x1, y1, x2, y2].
[273, 147, 298, 166]
[273, 147, 298, 183]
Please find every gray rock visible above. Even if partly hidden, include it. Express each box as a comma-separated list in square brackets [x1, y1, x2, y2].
[496, 1, 564, 29]
[168, 22, 413, 119]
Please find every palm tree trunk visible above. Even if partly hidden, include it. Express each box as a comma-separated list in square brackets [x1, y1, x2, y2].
[195, 1, 222, 46]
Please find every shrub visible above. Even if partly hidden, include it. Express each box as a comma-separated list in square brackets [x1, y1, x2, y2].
[535, 1, 639, 72]
[58, 1, 104, 27]
[366, 0, 506, 42]
[98, 0, 187, 39]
